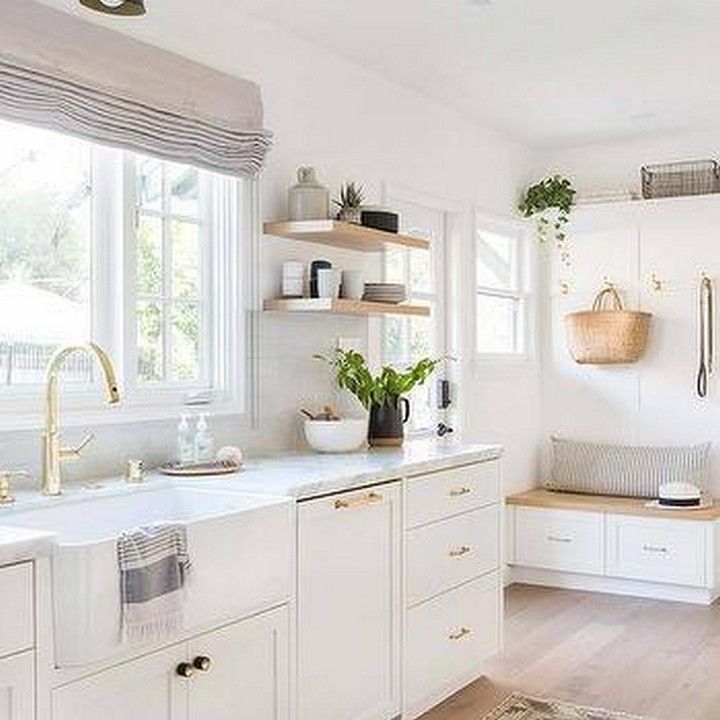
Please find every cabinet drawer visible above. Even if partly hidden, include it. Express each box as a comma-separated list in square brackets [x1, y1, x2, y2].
[0, 650, 34, 720]
[513, 508, 603, 575]
[0, 563, 33, 658]
[606, 515, 706, 587]
[406, 462, 500, 529]
[405, 572, 500, 717]
[406, 505, 499, 606]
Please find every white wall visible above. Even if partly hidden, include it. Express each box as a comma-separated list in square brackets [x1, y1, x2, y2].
[536, 134, 720, 493]
[535, 129, 720, 198]
[1, 3, 540, 491]
[538, 193, 720, 494]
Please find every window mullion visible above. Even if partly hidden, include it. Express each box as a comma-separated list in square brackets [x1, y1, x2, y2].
[162, 167, 172, 383]
[122, 154, 138, 391]
[92, 147, 126, 375]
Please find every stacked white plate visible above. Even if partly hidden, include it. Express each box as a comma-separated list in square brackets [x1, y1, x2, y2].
[363, 283, 407, 304]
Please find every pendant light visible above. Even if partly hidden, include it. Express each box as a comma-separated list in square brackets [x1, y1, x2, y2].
[79, 0, 146, 16]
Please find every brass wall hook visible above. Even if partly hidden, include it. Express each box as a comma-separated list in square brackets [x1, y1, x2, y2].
[559, 280, 570, 296]
[650, 273, 663, 292]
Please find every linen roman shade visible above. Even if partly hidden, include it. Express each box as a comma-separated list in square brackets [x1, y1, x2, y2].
[0, 0, 272, 177]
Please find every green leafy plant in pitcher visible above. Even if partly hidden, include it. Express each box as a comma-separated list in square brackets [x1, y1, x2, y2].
[315, 348, 443, 447]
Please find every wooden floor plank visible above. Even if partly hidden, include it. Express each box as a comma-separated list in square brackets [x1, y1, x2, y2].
[420, 584, 720, 720]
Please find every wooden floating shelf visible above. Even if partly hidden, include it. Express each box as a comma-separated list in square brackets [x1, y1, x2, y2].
[263, 220, 430, 253]
[263, 298, 430, 318]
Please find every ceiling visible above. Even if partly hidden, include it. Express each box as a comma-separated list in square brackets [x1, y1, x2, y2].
[38, 0, 720, 149]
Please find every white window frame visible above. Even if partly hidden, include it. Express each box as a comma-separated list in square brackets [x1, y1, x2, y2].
[474, 212, 534, 365]
[0, 137, 250, 430]
[380, 182, 457, 438]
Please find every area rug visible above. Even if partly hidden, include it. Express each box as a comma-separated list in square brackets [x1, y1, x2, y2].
[482, 693, 651, 720]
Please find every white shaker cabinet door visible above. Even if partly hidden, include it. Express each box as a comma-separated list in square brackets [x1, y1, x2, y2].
[52, 645, 188, 720]
[188, 607, 290, 720]
[0, 651, 33, 720]
[298, 482, 401, 720]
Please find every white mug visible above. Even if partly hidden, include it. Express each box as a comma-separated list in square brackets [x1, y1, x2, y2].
[317, 268, 341, 299]
[341, 270, 365, 300]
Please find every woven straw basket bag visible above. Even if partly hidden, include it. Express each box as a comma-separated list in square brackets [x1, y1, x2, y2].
[565, 285, 652, 364]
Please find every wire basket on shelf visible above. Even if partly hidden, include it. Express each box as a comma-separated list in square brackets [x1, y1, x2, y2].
[641, 160, 720, 199]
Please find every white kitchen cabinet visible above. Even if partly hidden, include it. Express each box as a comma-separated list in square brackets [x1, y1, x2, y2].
[0, 651, 34, 720]
[53, 607, 290, 720]
[406, 504, 500, 607]
[405, 573, 500, 719]
[53, 645, 188, 720]
[188, 607, 289, 720]
[297, 483, 401, 720]
[403, 461, 502, 719]
[0, 563, 33, 659]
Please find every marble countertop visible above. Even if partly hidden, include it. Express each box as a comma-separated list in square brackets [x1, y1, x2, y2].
[196, 440, 503, 500]
[0, 440, 502, 561]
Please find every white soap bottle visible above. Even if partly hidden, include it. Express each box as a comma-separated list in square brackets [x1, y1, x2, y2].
[194, 413, 214, 462]
[177, 414, 194, 464]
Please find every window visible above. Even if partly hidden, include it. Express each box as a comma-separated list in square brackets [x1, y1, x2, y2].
[134, 157, 207, 385]
[475, 220, 528, 359]
[0, 118, 246, 421]
[383, 197, 447, 434]
[0, 124, 93, 386]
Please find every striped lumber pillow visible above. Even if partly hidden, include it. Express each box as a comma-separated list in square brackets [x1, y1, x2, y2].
[545, 437, 711, 499]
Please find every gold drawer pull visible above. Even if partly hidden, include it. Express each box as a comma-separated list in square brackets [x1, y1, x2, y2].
[449, 487, 472, 497]
[334, 491, 383, 510]
[449, 545, 472, 558]
[448, 627, 472, 641]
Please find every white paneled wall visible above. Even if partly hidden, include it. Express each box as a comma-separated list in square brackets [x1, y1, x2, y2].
[542, 195, 720, 493]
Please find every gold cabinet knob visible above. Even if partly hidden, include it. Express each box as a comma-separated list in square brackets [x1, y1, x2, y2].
[176, 662, 194, 678]
[193, 655, 212, 672]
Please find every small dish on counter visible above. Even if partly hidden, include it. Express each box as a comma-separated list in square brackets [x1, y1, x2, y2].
[303, 418, 367, 453]
[158, 459, 243, 476]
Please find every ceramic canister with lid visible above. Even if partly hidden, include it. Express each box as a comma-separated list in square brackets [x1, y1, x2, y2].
[288, 166, 330, 221]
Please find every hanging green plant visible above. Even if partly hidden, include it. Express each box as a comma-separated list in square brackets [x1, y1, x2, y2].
[519, 175, 576, 265]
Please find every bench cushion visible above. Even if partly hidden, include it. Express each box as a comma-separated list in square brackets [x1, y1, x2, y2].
[545, 438, 711, 499]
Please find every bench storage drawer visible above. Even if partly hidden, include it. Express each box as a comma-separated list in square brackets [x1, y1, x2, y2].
[514, 507, 603, 575]
[605, 515, 706, 587]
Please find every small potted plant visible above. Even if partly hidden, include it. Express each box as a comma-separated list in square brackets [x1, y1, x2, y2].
[333, 181, 365, 224]
[519, 175, 576, 265]
[315, 348, 443, 447]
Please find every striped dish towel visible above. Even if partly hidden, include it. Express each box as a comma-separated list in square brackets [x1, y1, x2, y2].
[117, 523, 191, 642]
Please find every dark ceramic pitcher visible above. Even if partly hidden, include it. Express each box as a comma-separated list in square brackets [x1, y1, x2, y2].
[368, 398, 410, 447]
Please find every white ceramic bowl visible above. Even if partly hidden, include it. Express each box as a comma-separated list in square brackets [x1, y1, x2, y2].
[303, 418, 367, 453]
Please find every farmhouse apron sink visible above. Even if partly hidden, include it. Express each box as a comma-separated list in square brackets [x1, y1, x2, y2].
[0, 485, 293, 667]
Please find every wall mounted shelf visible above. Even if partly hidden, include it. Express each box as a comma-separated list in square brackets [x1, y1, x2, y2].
[263, 220, 429, 253]
[263, 298, 430, 317]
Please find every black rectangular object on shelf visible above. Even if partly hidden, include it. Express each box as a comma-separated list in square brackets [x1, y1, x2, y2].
[360, 209, 399, 234]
